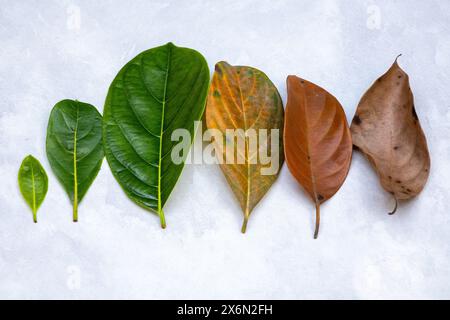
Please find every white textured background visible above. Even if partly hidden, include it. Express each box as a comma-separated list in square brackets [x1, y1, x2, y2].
[1, 0, 449, 300]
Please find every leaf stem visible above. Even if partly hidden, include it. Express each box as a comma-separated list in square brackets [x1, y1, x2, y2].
[241, 215, 249, 234]
[389, 196, 398, 215]
[73, 200, 78, 222]
[314, 202, 320, 239]
[241, 208, 250, 233]
[33, 210, 37, 223]
[159, 209, 166, 229]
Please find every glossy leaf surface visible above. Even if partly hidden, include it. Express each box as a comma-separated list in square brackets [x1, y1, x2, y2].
[206, 61, 284, 233]
[103, 43, 210, 228]
[18, 155, 48, 223]
[46, 99, 104, 222]
[351, 58, 430, 212]
[284, 76, 352, 238]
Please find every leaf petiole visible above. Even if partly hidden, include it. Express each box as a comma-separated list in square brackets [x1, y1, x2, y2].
[73, 200, 78, 222]
[159, 209, 166, 229]
[314, 202, 320, 239]
[241, 214, 249, 234]
[388, 197, 398, 215]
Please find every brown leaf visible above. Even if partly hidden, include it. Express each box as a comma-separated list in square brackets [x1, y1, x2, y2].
[206, 61, 284, 233]
[284, 76, 353, 239]
[351, 57, 430, 213]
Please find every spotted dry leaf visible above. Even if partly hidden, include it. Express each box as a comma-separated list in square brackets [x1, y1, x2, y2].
[351, 57, 430, 213]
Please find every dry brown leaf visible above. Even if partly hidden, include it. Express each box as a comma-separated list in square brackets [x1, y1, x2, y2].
[351, 57, 430, 213]
[284, 76, 353, 239]
[206, 61, 284, 233]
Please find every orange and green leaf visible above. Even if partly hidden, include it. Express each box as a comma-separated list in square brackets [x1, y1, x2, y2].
[206, 61, 284, 233]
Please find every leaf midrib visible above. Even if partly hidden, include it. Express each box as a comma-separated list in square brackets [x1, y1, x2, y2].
[235, 70, 251, 217]
[30, 160, 36, 214]
[73, 106, 79, 214]
[300, 83, 319, 204]
[157, 45, 172, 216]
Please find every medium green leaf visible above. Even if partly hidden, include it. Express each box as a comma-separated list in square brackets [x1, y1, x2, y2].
[18, 155, 48, 223]
[103, 42, 210, 228]
[46, 99, 104, 222]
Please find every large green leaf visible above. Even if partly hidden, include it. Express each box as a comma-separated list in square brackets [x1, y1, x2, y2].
[46, 99, 104, 222]
[18, 155, 48, 223]
[103, 42, 210, 228]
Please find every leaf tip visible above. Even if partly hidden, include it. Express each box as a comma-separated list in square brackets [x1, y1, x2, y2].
[287, 74, 300, 83]
[24, 154, 35, 163]
[286, 75, 295, 81]
[214, 61, 230, 74]
[393, 54, 403, 68]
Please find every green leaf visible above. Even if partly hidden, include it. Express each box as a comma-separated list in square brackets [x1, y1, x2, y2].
[18, 155, 48, 223]
[46, 99, 104, 222]
[103, 42, 210, 228]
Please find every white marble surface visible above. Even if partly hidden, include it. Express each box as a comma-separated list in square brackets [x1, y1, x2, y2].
[1, 0, 449, 299]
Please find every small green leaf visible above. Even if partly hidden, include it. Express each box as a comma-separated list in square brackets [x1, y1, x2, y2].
[18, 155, 48, 223]
[46, 99, 104, 222]
[103, 42, 210, 228]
